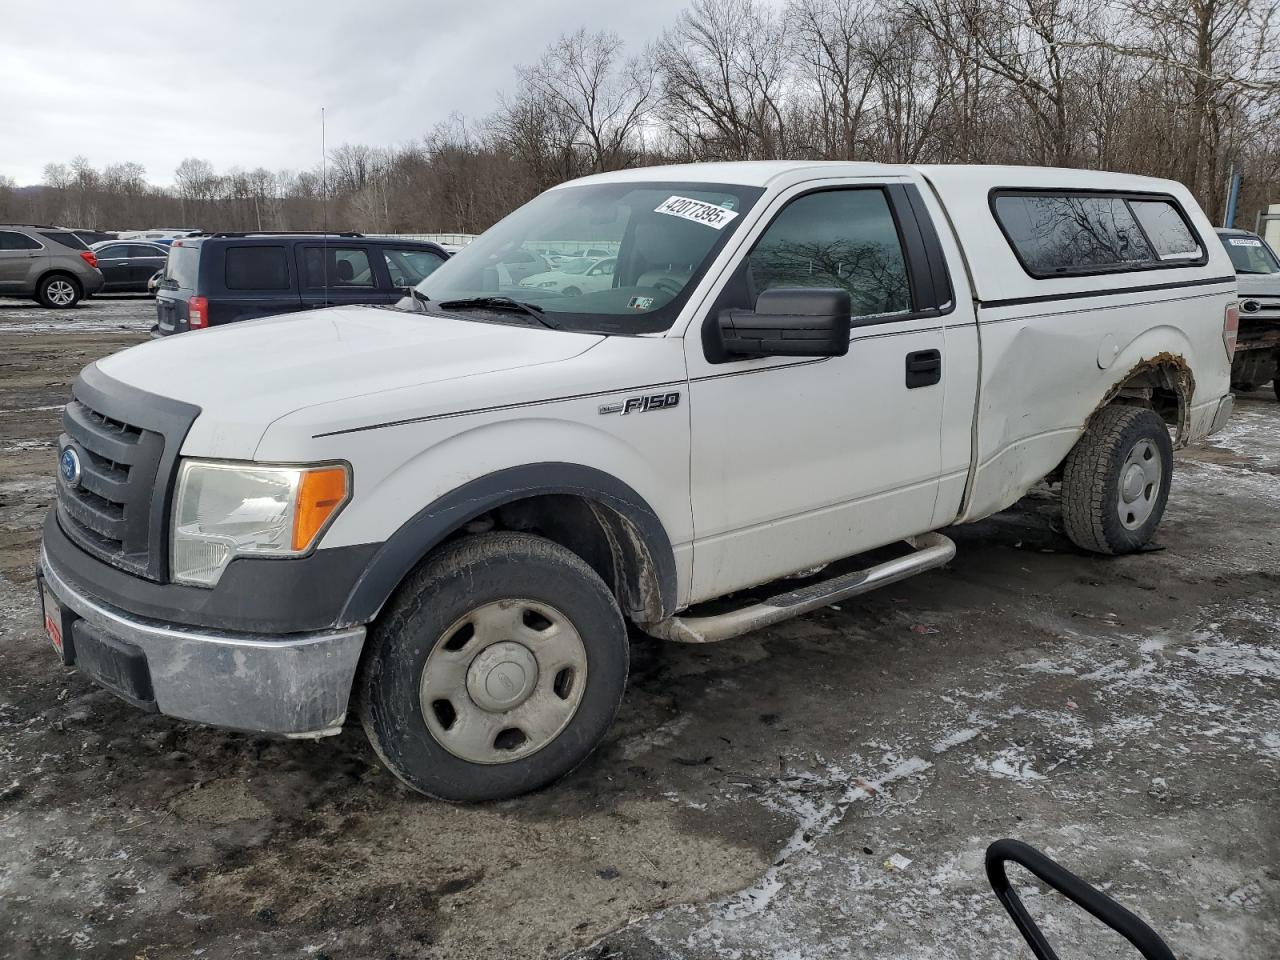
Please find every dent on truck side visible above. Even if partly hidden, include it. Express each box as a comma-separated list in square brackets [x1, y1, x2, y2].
[958, 318, 1203, 524]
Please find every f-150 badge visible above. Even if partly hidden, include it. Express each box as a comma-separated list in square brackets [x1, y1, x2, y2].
[599, 392, 681, 416]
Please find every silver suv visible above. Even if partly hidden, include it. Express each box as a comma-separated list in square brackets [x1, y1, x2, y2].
[0, 224, 105, 308]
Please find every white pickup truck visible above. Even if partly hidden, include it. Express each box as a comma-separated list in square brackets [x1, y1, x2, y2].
[38, 162, 1237, 801]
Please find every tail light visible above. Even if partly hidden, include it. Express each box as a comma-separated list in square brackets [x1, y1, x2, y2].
[188, 295, 209, 330]
[1223, 301, 1239, 361]
[79, 251, 98, 269]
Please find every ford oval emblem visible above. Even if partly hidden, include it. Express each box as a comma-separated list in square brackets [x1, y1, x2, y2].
[60, 447, 81, 487]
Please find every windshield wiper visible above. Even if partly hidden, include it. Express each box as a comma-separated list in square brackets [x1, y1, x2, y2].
[436, 296, 561, 330]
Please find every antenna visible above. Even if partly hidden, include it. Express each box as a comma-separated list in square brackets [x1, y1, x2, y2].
[321, 106, 329, 306]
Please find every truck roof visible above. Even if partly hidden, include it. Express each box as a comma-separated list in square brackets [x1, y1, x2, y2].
[563, 161, 1182, 192]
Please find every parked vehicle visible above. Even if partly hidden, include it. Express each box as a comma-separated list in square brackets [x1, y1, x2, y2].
[38, 163, 1235, 802]
[72, 229, 118, 247]
[1216, 227, 1280, 398]
[118, 228, 200, 245]
[492, 245, 549, 283]
[153, 232, 449, 335]
[90, 240, 170, 293]
[519, 255, 616, 295]
[0, 224, 104, 308]
[147, 269, 163, 295]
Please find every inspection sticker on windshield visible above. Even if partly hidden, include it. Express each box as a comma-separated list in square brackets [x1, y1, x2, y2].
[654, 196, 739, 229]
[1229, 238, 1263, 247]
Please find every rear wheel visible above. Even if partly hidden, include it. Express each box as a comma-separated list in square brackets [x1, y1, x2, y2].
[1061, 406, 1173, 555]
[37, 274, 81, 309]
[357, 532, 628, 801]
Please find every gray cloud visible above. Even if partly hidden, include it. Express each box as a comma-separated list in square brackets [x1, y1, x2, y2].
[0, 0, 696, 185]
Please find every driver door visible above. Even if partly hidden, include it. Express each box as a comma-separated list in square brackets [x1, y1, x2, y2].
[685, 181, 952, 602]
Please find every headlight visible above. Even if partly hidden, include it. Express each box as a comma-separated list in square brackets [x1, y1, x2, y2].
[538, 280, 559, 288]
[171, 460, 350, 587]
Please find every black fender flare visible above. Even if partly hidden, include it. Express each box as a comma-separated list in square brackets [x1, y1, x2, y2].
[339, 462, 678, 625]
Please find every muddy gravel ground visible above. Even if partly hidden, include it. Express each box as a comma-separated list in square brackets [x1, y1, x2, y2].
[0, 296, 1276, 960]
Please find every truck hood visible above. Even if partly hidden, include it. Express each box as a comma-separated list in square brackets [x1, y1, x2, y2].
[1235, 272, 1280, 297]
[95, 306, 604, 456]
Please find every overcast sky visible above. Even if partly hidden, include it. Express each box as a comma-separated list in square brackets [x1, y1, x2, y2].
[0, 0, 699, 187]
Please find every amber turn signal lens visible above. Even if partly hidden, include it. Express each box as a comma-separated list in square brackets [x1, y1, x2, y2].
[292, 467, 349, 551]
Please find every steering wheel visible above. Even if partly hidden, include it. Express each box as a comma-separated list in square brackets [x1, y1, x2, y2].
[653, 278, 682, 296]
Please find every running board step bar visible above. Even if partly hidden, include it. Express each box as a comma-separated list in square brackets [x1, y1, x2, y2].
[643, 532, 956, 644]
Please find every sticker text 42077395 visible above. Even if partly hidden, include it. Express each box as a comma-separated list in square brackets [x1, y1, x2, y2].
[654, 196, 739, 229]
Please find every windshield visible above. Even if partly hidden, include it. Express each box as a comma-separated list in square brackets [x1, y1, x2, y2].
[1220, 233, 1280, 274]
[414, 181, 764, 334]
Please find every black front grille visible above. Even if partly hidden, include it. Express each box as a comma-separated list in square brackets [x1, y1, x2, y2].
[55, 365, 200, 582]
[58, 399, 165, 578]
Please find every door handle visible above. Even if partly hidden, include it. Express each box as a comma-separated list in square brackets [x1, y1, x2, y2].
[905, 349, 942, 388]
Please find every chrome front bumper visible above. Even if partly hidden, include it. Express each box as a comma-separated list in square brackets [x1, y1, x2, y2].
[39, 546, 366, 737]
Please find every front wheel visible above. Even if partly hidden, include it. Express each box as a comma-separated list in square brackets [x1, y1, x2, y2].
[37, 274, 81, 309]
[1061, 406, 1173, 555]
[357, 532, 628, 802]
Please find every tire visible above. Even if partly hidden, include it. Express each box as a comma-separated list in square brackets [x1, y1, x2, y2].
[357, 531, 629, 802]
[1272, 378, 1279, 402]
[1061, 405, 1173, 555]
[563, 286, 582, 297]
[36, 274, 82, 309]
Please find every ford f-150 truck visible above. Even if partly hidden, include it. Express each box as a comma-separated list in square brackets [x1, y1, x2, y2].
[37, 162, 1237, 801]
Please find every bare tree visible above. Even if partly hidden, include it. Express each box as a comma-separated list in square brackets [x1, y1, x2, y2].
[904, 0, 1098, 166]
[655, 0, 795, 160]
[12, 0, 1280, 233]
[788, 0, 884, 158]
[1095, 0, 1280, 209]
[516, 29, 657, 172]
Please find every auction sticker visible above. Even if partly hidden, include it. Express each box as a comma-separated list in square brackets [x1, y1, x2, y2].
[655, 196, 738, 229]
[1228, 238, 1263, 247]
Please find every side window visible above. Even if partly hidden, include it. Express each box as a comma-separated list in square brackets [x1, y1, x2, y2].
[588, 258, 616, 277]
[1130, 200, 1201, 260]
[39, 231, 89, 251]
[0, 231, 38, 250]
[747, 188, 911, 317]
[382, 248, 445, 286]
[131, 244, 166, 258]
[303, 247, 375, 288]
[225, 245, 290, 290]
[992, 192, 1204, 276]
[97, 245, 128, 258]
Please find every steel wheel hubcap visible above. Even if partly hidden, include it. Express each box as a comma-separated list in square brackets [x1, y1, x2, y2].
[1118, 439, 1161, 529]
[466, 641, 539, 711]
[420, 599, 588, 764]
[48, 281, 74, 305]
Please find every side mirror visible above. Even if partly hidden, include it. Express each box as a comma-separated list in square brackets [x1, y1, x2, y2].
[717, 287, 851, 358]
[986, 840, 1177, 960]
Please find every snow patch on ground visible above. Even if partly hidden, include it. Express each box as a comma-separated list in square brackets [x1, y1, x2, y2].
[972, 746, 1047, 782]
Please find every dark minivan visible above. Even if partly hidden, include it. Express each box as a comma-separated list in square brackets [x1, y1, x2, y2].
[154, 232, 450, 335]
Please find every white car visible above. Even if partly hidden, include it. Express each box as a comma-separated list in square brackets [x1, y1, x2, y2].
[39, 162, 1235, 803]
[519, 256, 616, 296]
